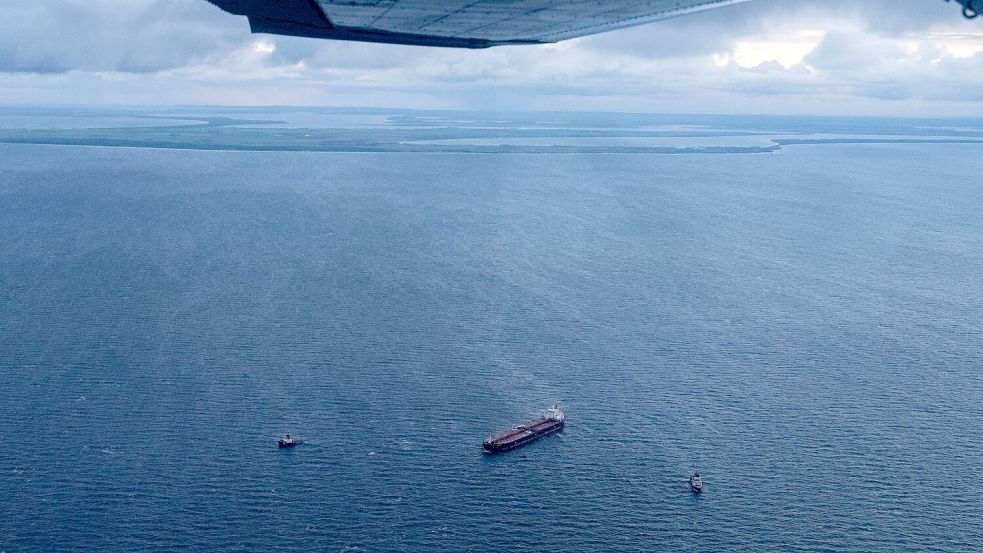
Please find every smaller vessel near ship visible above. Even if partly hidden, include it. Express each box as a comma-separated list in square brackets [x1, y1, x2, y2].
[482, 405, 565, 453]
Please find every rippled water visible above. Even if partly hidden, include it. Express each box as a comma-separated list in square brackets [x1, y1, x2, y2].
[1, 140, 982, 552]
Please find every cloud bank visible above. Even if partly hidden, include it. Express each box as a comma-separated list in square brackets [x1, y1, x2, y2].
[1, 0, 982, 114]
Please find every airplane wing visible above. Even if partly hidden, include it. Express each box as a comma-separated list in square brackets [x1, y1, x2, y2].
[206, 0, 753, 49]
[207, 0, 981, 49]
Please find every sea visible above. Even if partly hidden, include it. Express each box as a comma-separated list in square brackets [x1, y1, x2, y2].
[1, 108, 981, 552]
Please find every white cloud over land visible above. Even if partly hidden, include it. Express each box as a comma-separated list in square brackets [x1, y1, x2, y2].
[0, 0, 982, 115]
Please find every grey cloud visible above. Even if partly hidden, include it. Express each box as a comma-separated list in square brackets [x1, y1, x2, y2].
[0, 0, 243, 74]
[743, 60, 786, 73]
[816, 0, 965, 34]
[804, 31, 908, 72]
[1, 0, 973, 75]
[580, 2, 770, 59]
[0, 0, 981, 114]
[581, 0, 975, 64]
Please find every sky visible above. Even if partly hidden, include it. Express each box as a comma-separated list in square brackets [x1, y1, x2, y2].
[1, 0, 983, 115]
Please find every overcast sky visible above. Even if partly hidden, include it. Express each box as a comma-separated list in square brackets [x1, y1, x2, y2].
[2, 0, 982, 115]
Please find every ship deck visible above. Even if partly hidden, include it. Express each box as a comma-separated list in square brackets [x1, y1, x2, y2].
[485, 416, 562, 446]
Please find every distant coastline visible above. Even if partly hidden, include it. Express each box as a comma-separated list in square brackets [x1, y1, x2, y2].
[2, 107, 982, 154]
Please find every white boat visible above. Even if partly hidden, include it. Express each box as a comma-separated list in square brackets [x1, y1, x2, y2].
[689, 473, 704, 493]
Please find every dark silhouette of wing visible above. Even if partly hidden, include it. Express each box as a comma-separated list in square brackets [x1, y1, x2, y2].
[207, 0, 751, 49]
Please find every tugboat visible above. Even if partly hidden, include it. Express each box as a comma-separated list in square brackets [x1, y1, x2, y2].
[689, 473, 704, 493]
[483, 405, 565, 453]
[277, 434, 298, 448]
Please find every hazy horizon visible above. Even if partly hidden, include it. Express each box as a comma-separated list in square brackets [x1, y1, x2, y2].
[4, 104, 983, 119]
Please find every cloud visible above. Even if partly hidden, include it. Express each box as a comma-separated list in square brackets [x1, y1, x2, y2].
[804, 30, 909, 72]
[0, 0, 981, 114]
[0, 0, 242, 73]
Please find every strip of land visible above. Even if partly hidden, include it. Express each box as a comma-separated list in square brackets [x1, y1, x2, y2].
[1, 114, 982, 154]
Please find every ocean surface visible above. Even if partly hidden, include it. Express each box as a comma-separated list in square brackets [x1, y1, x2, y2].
[1, 109, 982, 552]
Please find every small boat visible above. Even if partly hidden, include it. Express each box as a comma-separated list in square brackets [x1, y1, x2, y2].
[690, 473, 704, 493]
[277, 434, 298, 448]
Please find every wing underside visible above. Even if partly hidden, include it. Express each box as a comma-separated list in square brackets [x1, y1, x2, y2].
[207, 0, 751, 48]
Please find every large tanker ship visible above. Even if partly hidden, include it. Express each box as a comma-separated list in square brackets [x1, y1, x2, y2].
[482, 405, 565, 453]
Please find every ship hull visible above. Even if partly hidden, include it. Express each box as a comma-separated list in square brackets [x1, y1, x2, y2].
[482, 419, 564, 453]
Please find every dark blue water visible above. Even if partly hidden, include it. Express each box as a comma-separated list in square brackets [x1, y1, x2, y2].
[1, 138, 982, 552]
